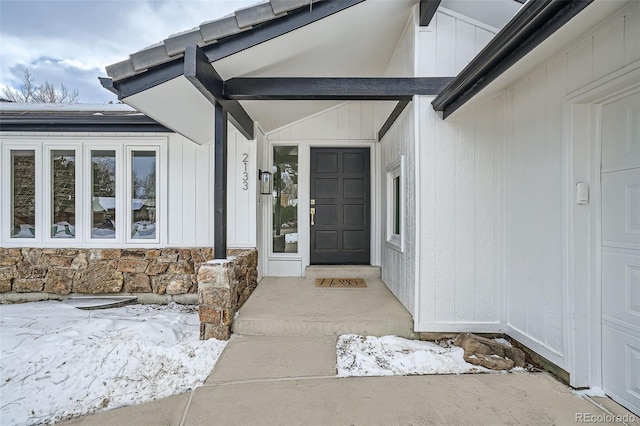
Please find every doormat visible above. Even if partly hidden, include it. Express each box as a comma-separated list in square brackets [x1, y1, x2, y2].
[315, 278, 367, 288]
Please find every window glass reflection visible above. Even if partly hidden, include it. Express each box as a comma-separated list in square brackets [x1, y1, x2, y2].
[273, 146, 298, 253]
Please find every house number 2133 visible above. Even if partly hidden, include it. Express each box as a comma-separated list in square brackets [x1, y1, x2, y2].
[241, 153, 249, 190]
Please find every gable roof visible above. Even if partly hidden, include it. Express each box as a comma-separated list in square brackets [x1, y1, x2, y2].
[105, 0, 351, 85]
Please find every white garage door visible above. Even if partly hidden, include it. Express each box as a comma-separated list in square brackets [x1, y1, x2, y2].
[601, 90, 640, 415]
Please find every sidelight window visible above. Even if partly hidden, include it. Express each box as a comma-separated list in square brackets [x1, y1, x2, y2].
[272, 146, 298, 253]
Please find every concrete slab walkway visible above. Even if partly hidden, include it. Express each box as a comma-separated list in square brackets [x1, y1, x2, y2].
[232, 267, 416, 338]
[63, 334, 638, 426]
[62, 271, 638, 425]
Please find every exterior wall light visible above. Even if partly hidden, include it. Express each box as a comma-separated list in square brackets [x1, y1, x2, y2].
[259, 170, 272, 195]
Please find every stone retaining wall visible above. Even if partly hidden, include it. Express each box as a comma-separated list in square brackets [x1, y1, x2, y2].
[1, 247, 259, 341]
[0, 247, 257, 300]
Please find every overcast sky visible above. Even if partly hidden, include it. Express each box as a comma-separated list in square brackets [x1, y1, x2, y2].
[0, 0, 257, 103]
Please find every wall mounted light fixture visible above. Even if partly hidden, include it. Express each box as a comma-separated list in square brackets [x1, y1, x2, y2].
[259, 170, 272, 195]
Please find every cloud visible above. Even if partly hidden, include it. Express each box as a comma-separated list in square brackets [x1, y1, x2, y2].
[0, 0, 257, 103]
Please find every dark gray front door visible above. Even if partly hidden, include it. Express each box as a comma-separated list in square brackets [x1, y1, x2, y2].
[310, 148, 370, 264]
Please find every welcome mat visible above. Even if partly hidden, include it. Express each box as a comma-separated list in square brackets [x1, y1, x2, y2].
[315, 278, 367, 288]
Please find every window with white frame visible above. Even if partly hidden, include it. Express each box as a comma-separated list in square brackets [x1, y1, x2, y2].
[386, 156, 404, 251]
[1, 138, 164, 246]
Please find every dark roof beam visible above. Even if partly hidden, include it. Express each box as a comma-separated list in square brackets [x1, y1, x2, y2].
[378, 99, 411, 141]
[419, 0, 441, 26]
[223, 77, 454, 101]
[184, 44, 254, 140]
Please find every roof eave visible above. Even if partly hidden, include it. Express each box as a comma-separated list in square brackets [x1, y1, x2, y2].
[104, 0, 366, 101]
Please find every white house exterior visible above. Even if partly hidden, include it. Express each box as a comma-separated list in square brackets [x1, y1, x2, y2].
[1, 0, 638, 414]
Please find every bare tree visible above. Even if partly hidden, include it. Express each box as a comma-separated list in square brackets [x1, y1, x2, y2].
[3, 69, 79, 103]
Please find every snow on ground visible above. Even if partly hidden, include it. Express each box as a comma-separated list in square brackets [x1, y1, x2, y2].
[336, 335, 493, 377]
[0, 301, 227, 425]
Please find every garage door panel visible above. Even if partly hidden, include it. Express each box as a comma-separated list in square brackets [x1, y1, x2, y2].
[602, 250, 640, 325]
[602, 324, 640, 414]
[601, 169, 640, 246]
[602, 91, 640, 172]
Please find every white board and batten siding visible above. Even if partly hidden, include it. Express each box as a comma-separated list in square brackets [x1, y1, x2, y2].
[415, 1, 640, 380]
[265, 102, 377, 277]
[417, 8, 497, 78]
[378, 8, 417, 315]
[502, 1, 640, 372]
[416, 95, 504, 334]
[412, 7, 500, 331]
[167, 127, 257, 249]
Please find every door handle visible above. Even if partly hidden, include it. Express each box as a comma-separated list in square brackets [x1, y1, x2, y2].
[310, 208, 316, 226]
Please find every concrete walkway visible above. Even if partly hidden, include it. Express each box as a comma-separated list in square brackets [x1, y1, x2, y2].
[63, 270, 638, 425]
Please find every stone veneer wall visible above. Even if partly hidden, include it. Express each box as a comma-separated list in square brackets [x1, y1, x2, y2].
[0, 247, 257, 302]
[197, 251, 259, 341]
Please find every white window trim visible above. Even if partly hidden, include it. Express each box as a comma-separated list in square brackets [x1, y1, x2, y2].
[44, 144, 82, 245]
[0, 136, 167, 248]
[2, 143, 43, 246]
[125, 145, 161, 245]
[386, 155, 404, 252]
[85, 143, 124, 245]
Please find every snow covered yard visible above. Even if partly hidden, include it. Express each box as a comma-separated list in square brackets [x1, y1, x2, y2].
[0, 301, 227, 425]
[337, 335, 527, 377]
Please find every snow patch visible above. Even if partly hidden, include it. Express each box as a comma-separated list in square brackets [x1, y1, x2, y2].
[336, 335, 492, 377]
[0, 301, 226, 425]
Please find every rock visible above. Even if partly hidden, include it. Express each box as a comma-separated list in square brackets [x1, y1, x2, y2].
[75, 262, 123, 293]
[121, 249, 146, 258]
[167, 261, 194, 274]
[165, 275, 193, 295]
[466, 354, 515, 370]
[0, 251, 22, 266]
[100, 249, 122, 260]
[117, 258, 149, 273]
[199, 306, 221, 324]
[123, 273, 152, 293]
[15, 260, 33, 278]
[49, 256, 74, 268]
[146, 261, 169, 276]
[454, 333, 525, 370]
[0, 267, 14, 292]
[44, 268, 75, 294]
[70, 252, 88, 270]
[13, 278, 44, 292]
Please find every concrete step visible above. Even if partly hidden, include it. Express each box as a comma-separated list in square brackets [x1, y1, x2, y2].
[233, 276, 416, 338]
[305, 265, 381, 279]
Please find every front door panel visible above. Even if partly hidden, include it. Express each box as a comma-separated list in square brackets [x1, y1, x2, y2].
[310, 148, 370, 264]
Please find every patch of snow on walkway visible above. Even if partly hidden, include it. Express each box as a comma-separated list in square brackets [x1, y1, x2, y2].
[0, 301, 226, 425]
[337, 335, 491, 377]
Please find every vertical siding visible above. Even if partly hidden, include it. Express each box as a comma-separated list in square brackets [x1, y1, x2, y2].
[380, 105, 416, 315]
[418, 2, 640, 367]
[417, 10, 497, 77]
[269, 101, 376, 141]
[166, 134, 215, 247]
[227, 127, 257, 248]
[378, 10, 417, 316]
[503, 2, 639, 367]
[417, 97, 502, 330]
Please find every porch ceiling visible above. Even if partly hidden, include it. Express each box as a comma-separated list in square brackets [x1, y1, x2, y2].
[118, 0, 416, 140]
